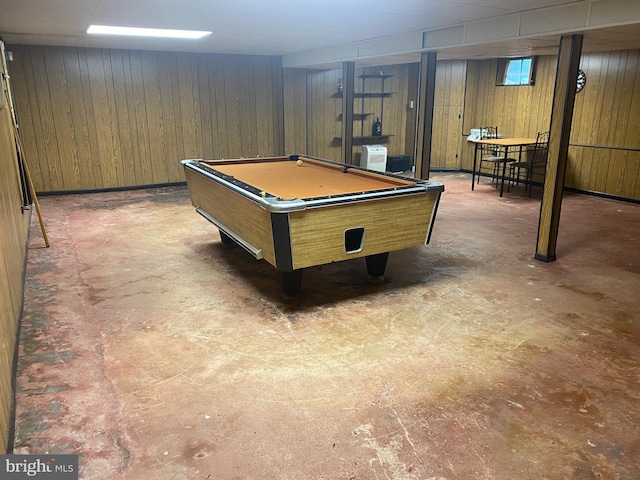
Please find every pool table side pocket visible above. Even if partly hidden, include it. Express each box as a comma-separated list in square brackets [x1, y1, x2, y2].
[287, 192, 440, 270]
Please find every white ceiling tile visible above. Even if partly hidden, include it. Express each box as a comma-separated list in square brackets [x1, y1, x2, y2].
[465, 15, 521, 43]
[423, 26, 465, 48]
[1, 33, 82, 47]
[473, 0, 577, 12]
[589, 0, 640, 27]
[520, 3, 589, 35]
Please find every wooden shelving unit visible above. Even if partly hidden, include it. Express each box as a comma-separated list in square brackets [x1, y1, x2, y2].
[334, 73, 395, 144]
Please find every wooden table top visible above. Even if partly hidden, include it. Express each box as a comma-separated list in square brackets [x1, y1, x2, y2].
[472, 137, 538, 146]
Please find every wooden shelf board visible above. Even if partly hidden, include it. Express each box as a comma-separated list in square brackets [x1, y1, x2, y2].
[338, 113, 374, 120]
[358, 74, 394, 79]
[332, 92, 394, 98]
[333, 135, 394, 144]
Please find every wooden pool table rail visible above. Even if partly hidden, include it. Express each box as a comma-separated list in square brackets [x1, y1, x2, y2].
[182, 155, 442, 213]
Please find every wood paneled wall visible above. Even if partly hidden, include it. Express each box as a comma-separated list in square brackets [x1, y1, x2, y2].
[461, 51, 640, 200]
[9, 45, 640, 199]
[283, 64, 418, 165]
[431, 60, 467, 169]
[0, 43, 30, 453]
[283, 68, 308, 156]
[567, 50, 640, 198]
[305, 68, 342, 162]
[462, 56, 556, 172]
[8, 45, 285, 193]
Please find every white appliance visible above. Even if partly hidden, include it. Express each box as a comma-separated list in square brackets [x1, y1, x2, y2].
[360, 145, 387, 172]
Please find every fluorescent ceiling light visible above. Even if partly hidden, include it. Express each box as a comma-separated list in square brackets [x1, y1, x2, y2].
[87, 25, 211, 39]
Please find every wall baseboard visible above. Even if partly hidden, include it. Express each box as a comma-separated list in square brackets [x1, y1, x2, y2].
[453, 169, 639, 204]
[36, 182, 188, 197]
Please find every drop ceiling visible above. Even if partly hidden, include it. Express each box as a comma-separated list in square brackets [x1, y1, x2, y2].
[1, 0, 639, 67]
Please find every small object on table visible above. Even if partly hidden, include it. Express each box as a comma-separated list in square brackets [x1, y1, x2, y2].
[372, 117, 382, 136]
[296, 159, 304, 166]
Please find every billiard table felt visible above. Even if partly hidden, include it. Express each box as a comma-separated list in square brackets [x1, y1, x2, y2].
[204, 157, 415, 200]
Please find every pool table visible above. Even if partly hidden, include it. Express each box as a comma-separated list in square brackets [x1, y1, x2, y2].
[182, 155, 444, 295]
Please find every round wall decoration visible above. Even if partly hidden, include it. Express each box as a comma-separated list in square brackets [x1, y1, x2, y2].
[576, 69, 586, 93]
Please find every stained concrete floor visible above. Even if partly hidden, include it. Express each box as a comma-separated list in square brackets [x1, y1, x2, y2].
[13, 172, 640, 479]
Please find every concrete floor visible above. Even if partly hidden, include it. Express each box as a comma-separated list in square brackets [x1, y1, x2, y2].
[14, 172, 640, 479]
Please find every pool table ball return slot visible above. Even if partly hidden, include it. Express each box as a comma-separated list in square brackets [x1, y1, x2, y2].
[182, 155, 444, 296]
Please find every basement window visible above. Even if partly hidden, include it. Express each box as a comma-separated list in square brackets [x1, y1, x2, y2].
[496, 57, 537, 86]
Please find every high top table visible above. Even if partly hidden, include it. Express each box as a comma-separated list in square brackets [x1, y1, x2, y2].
[470, 137, 538, 197]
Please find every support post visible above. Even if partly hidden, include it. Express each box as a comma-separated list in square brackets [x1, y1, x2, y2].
[341, 62, 355, 165]
[535, 34, 583, 262]
[414, 52, 437, 180]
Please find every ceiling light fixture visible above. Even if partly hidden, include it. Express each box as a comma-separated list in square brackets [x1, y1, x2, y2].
[87, 25, 211, 39]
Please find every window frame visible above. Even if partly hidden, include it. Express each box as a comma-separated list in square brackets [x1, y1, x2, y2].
[496, 56, 538, 86]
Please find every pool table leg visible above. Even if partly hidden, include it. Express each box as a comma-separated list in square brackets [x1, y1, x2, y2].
[219, 229, 238, 249]
[281, 269, 303, 297]
[365, 252, 389, 277]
